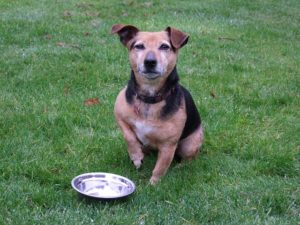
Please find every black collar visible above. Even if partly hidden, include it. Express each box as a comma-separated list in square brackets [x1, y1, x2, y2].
[125, 67, 179, 105]
[136, 88, 174, 104]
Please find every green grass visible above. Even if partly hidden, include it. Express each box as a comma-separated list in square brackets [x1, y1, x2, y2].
[0, 0, 299, 224]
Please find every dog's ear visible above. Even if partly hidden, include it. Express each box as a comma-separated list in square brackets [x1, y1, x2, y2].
[165, 27, 189, 49]
[111, 24, 139, 47]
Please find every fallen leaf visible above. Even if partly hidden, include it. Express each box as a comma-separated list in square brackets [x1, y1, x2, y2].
[90, 19, 101, 27]
[84, 98, 100, 106]
[111, 163, 118, 168]
[99, 39, 106, 44]
[63, 10, 71, 17]
[85, 12, 100, 17]
[43, 106, 48, 114]
[69, 44, 81, 50]
[56, 42, 81, 50]
[76, 3, 94, 9]
[210, 91, 217, 98]
[56, 42, 66, 47]
[127, 0, 134, 6]
[64, 86, 70, 96]
[44, 34, 53, 39]
[144, 2, 152, 7]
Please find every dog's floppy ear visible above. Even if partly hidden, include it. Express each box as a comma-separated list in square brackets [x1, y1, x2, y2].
[165, 27, 189, 49]
[111, 24, 139, 47]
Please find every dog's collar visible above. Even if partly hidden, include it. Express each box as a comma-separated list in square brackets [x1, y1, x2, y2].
[136, 88, 174, 104]
[126, 68, 179, 105]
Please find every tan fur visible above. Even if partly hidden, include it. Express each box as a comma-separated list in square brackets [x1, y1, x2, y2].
[112, 24, 203, 184]
[129, 32, 177, 95]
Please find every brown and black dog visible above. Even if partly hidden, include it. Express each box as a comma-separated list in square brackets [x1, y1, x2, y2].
[112, 24, 204, 184]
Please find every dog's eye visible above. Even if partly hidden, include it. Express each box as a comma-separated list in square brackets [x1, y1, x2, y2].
[159, 44, 170, 50]
[134, 44, 145, 50]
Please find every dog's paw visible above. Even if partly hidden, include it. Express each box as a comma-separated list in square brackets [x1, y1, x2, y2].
[149, 176, 159, 185]
[132, 159, 143, 169]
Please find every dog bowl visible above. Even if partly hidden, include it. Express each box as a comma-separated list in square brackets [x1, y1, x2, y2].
[71, 172, 136, 200]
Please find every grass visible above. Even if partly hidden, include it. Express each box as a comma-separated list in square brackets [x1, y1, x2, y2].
[0, 0, 299, 224]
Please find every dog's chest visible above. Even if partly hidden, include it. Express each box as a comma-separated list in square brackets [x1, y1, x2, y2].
[130, 102, 162, 145]
[131, 120, 153, 146]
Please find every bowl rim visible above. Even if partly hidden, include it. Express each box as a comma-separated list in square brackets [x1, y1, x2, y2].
[71, 172, 136, 199]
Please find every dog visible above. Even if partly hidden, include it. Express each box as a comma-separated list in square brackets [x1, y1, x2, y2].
[112, 24, 204, 184]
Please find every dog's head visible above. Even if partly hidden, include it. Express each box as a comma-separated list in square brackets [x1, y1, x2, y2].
[112, 24, 189, 83]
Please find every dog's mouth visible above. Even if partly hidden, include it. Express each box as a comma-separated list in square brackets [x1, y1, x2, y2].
[140, 69, 162, 80]
[142, 72, 161, 80]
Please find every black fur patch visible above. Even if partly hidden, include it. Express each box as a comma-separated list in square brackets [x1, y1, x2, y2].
[160, 67, 182, 118]
[125, 71, 137, 104]
[179, 86, 201, 139]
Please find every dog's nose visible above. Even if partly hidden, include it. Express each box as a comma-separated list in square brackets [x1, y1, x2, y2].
[144, 52, 157, 69]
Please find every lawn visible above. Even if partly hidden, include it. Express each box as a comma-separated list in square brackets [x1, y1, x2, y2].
[0, 0, 299, 224]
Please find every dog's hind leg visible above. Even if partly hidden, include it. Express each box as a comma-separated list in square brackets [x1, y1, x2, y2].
[176, 125, 204, 160]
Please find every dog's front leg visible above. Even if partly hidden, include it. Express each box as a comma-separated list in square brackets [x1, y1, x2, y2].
[116, 119, 144, 169]
[150, 144, 177, 185]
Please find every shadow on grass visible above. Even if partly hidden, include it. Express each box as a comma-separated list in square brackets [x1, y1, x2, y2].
[75, 193, 135, 206]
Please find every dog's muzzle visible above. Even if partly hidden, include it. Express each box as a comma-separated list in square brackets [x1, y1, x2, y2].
[141, 52, 161, 79]
[144, 52, 157, 70]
